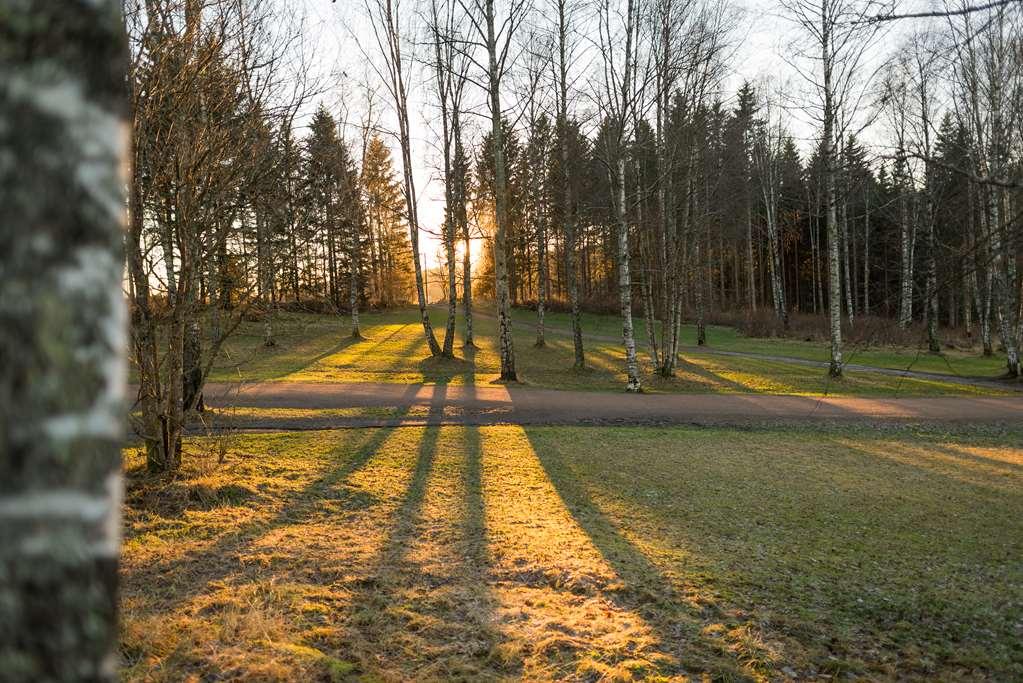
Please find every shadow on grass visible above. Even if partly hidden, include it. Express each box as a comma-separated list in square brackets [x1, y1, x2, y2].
[125, 402, 418, 614]
[673, 357, 754, 393]
[928, 442, 1023, 476]
[213, 318, 368, 382]
[340, 386, 505, 678]
[521, 428, 771, 680]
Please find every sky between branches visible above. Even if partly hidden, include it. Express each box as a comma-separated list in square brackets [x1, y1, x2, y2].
[293, 0, 922, 266]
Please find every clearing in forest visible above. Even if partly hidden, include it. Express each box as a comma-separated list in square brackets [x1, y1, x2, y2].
[203, 308, 1016, 397]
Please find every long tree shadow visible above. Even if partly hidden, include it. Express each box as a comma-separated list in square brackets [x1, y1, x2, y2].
[220, 321, 373, 382]
[341, 386, 503, 679]
[125, 399, 420, 615]
[417, 349, 479, 386]
[675, 357, 758, 393]
[927, 442, 1023, 476]
[828, 435, 1023, 498]
[521, 427, 777, 680]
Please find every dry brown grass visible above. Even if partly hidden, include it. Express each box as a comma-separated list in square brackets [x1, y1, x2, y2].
[122, 428, 766, 681]
[121, 424, 1023, 681]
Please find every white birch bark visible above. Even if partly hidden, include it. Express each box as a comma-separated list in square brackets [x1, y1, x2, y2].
[364, 0, 442, 356]
[616, 157, 642, 390]
[0, 1, 127, 676]
[898, 181, 914, 327]
[484, 0, 518, 380]
[554, 0, 584, 368]
[823, 28, 843, 376]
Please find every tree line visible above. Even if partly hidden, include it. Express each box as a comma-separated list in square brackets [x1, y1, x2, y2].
[123, 0, 1023, 474]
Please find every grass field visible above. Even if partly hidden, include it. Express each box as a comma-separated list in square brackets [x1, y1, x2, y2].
[202, 308, 1011, 396]
[121, 424, 1023, 681]
[518, 308, 1011, 378]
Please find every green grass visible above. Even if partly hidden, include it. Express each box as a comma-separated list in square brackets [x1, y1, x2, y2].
[121, 424, 1023, 680]
[515, 307, 1011, 378]
[200, 308, 1010, 396]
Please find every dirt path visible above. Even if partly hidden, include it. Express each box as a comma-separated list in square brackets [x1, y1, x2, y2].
[479, 311, 1022, 393]
[199, 381, 1023, 430]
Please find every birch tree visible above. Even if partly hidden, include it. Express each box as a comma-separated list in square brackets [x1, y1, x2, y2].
[752, 98, 790, 327]
[907, 33, 941, 352]
[882, 68, 917, 328]
[644, 0, 731, 376]
[550, 0, 586, 367]
[945, 1, 1021, 376]
[362, 0, 444, 356]
[780, 0, 887, 376]
[0, 1, 127, 676]
[595, 0, 647, 391]
[428, 0, 470, 356]
[457, 0, 533, 381]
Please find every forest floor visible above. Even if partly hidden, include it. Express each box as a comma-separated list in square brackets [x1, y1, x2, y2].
[203, 308, 1019, 397]
[121, 424, 1023, 681]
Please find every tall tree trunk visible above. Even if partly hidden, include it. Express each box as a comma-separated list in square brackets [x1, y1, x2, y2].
[746, 204, 756, 312]
[862, 187, 870, 316]
[433, 15, 457, 357]
[128, 69, 169, 472]
[987, 186, 1020, 375]
[535, 206, 548, 348]
[458, 131, 474, 348]
[442, 216, 456, 355]
[349, 217, 362, 338]
[561, 141, 584, 368]
[963, 235, 974, 338]
[916, 76, 940, 353]
[924, 200, 940, 352]
[695, 241, 707, 346]
[642, 265, 660, 367]
[765, 188, 787, 327]
[556, 0, 582, 368]
[823, 18, 843, 376]
[378, 0, 441, 355]
[615, 157, 642, 390]
[840, 192, 854, 322]
[898, 183, 914, 327]
[0, 3, 126, 676]
[485, 0, 516, 380]
[655, 99, 674, 375]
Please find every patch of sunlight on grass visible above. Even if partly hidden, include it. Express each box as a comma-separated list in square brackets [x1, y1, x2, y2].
[478, 425, 692, 681]
[207, 405, 400, 420]
[280, 319, 500, 384]
[122, 424, 1023, 680]
[198, 309, 1010, 396]
[121, 427, 426, 681]
[522, 425, 1023, 679]
[337, 426, 504, 680]
[207, 312, 353, 383]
